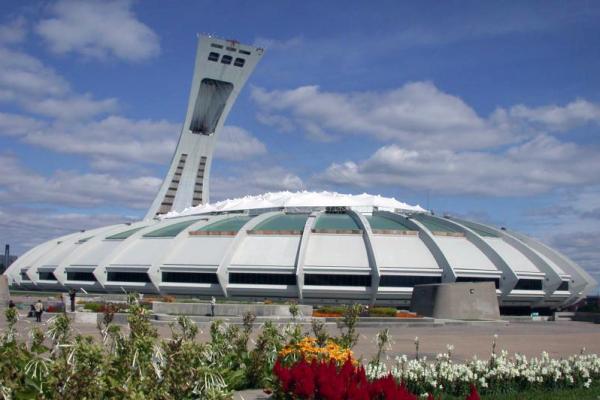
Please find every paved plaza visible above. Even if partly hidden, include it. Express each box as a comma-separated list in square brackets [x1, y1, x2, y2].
[2, 312, 600, 362]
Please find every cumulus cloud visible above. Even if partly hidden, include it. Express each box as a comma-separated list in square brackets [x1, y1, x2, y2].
[36, 0, 160, 62]
[211, 165, 304, 200]
[252, 83, 515, 148]
[0, 112, 45, 136]
[22, 115, 179, 164]
[215, 125, 267, 161]
[22, 94, 118, 120]
[316, 135, 600, 196]
[0, 206, 136, 253]
[0, 153, 161, 209]
[253, 84, 600, 150]
[508, 99, 600, 132]
[0, 17, 27, 45]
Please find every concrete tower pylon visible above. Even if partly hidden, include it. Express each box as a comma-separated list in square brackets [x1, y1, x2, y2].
[145, 36, 264, 219]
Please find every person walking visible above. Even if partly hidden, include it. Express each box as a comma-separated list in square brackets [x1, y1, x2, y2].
[210, 296, 216, 317]
[68, 288, 77, 312]
[8, 300, 15, 309]
[34, 299, 43, 323]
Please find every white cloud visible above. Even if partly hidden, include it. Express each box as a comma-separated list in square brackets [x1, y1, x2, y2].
[253, 36, 303, 50]
[252, 82, 514, 149]
[0, 206, 136, 254]
[214, 125, 267, 161]
[36, 0, 160, 62]
[0, 153, 161, 209]
[211, 165, 304, 200]
[316, 135, 600, 196]
[0, 17, 27, 45]
[23, 94, 118, 120]
[0, 112, 45, 136]
[253, 84, 600, 150]
[0, 47, 69, 97]
[508, 99, 600, 132]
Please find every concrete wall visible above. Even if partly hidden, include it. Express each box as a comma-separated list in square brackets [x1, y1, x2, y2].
[153, 301, 312, 317]
[410, 282, 500, 320]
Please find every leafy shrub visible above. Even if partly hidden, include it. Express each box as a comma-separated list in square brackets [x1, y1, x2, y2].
[368, 307, 397, 317]
[316, 306, 346, 315]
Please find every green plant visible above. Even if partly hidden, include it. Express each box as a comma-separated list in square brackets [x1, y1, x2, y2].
[369, 307, 397, 317]
[336, 303, 363, 349]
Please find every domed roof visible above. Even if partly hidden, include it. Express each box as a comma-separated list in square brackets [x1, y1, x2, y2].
[162, 191, 426, 218]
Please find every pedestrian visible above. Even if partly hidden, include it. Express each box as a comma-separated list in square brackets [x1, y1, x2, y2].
[28, 304, 35, 318]
[34, 299, 43, 323]
[210, 296, 216, 317]
[8, 300, 15, 309]
[68, 288, 77, 312]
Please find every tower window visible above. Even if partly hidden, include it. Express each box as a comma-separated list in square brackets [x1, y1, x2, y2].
[221, 55, 232, 64]
[208, 52, 219, 62]
[234, 58, 245, 67]
[210, 43, 223, 49]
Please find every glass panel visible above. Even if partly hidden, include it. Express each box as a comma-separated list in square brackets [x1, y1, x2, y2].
[457, 220, 498, 237]
[229, 273, 296, 285]
[413, 215, 463, 233]
[162, 272, 219, 284]
[514, 279, 543, 290]
[38, 271, 57, 281]
[194, 216, 252, 233]
[314, 214, 360, 230]
[252, 214, 308, 231]
[106, 226, 146, 240]
[107, 272, 150, 283]
[379, 275, 441, 287]
[67, 271, 96, 281]
[304, 274, 371, 286]
[143, 219, 201, 238]
[366, 215, 415, 231]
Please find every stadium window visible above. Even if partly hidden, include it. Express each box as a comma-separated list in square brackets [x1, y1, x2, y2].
[234, 57, 245, 67]
[162, 272, 219, 284]
[455, 276, 500, 289]
[38, 271, 57, 281]
[221, 55, 232, 64]
[107, 271, 150, 283]
[229, 273, 296, 285]
[379, 275, 441, 287]
[304, 274, 371, 287]
[66, 271, 96, 281]
[20, 272, 30, 281]
[514, 279, 543, 290]
[557, 281, 569, 291]
[208, 52, 219, 62]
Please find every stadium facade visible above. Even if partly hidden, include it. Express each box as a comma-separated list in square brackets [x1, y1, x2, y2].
[4, 36, 596, 309]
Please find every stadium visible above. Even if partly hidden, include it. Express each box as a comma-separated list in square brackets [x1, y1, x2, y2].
[4, 36, 596, 310]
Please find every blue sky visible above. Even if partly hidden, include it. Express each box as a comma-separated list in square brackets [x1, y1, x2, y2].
[0, 1, 599, 286]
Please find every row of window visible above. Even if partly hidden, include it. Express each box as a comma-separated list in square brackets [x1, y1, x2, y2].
[514, 279, 543, 291]
[208, 52, 245, 67]
[24, 271, 567, 292]
[210, 42, 251, 55]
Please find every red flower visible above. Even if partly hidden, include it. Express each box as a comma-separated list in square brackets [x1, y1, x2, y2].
[466, 384, 481, 400]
